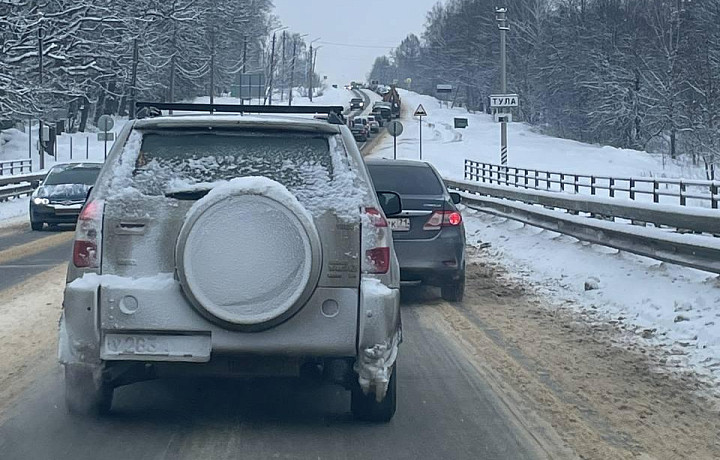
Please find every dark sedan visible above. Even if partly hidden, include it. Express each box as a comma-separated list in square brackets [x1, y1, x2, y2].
[366, 159, 466, 301]
[29, 162, 102, 230]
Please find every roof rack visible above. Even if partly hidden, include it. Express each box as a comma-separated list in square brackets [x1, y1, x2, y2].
[135, 102, 344, 117]
[135, 102, 347, 125]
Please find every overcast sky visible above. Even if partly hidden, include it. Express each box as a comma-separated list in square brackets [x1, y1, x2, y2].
[272, 0, 443, 86]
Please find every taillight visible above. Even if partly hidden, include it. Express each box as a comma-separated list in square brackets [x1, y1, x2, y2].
[362, 207, 391, 274]
[423, 211, 463, 231]
[73, 199, 104, 268]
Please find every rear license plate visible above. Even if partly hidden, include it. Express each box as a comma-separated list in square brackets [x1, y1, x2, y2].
[102, 333, 211, 362]
[388, 218, 410, 232]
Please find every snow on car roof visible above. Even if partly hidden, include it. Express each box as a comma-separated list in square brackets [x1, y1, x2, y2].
[133, 114, 342, 134]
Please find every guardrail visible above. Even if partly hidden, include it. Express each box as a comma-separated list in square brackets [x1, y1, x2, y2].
[447, 177, 720, 275]
[0, 159, 32, 176]
[0, 172, 47, 202]
[464, 160, 720, 209]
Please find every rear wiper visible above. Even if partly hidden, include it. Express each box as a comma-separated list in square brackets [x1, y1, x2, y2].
[164, 189, 211, 200]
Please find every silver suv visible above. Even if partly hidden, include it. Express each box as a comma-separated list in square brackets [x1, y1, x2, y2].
[58, 108, 402, 422]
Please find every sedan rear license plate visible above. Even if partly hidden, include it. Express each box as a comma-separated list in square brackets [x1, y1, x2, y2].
[102, 333, 211, 362]
[388, 218, 410, 232]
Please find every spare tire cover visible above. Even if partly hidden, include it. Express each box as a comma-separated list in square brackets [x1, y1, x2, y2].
[176, 181, 321, 328]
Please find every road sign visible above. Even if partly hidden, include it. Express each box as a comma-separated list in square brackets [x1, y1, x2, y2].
[231, 73, 266, 100]
[98, 115, 114, 132]
[490, 94, 519, 108]
[97, 132, 115, 142]
[414, 104, 428, 117]
[436, 84, 453, 93]
[454, 118, 468, 129]
[387, 121, 404, 137]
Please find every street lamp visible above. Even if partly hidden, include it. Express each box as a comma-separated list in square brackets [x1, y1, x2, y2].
[308, 38, 321, 101]
[288, 34, 308, 106]
[266, 26, 288, 105]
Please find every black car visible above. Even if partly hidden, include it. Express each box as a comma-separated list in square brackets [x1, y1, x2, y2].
[350, 97, 364, 110]
[29, 162, 103, 230]
[366, 159, 466, 301]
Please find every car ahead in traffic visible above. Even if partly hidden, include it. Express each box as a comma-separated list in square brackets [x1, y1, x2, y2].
[59, 105, 403, 422]
[350, 118, 369, 142]
[350, 97, 364, 110]
[372, 105, 392, 122]
[29, 162, 102, 231]
[367, 115, 380, 133]
[366, 159, 466, 301]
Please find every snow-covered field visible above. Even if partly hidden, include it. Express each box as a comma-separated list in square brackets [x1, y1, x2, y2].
[369, 90, 720, 395]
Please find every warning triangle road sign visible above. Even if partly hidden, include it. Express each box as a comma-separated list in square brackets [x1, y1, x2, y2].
[414, 104, 428, 117]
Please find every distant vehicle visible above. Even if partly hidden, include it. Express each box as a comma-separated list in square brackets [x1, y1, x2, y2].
[366, 159, 466, 301]
[372, 105, 392, 122]
[350, 119, 369, 142]
[367, 115, 380, 133]
[29, 162, 102, 231]
[382, 86, 402, 118]
[350, 97, 364, 110]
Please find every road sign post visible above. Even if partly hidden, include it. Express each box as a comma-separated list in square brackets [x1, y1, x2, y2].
[387, 121, 404, 160]
[414, 104, 427, 160]
[496, 7, 510, 167]
[97, 115, 114, 160]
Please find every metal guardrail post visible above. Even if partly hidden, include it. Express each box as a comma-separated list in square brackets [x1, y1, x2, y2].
[629, 179, 635, 200]
[653, 181, 659, 203]
[560, 173, 565, 192]
[574, 175, 579, 193]
[590, 176, 596, 195]
[609, 178, 615, 198]
[680, 181, 686, 206]
[712, 183, 718, 209]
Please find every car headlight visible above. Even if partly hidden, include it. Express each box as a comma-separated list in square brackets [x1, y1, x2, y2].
[33, 197, 49, 205]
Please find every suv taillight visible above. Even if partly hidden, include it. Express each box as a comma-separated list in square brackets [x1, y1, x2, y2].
[362, 207, 391, 274]
[73, 199, 104, 268]
[423, 211, 463, 231]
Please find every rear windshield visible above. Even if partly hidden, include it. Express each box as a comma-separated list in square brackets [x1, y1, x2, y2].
[44, 167, 101, 186]
[367, 164, 444, 195]
[131, 130, 332, 195]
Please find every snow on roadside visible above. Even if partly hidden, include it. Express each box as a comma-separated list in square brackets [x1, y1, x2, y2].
[0, 197, 30, 228]
[369, 89, 706, 183]
[369, 89, 720, 395]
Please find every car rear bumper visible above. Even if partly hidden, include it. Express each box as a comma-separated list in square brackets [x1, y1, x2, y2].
[59, 275, 401, 372]
[393, 231, 465, 286]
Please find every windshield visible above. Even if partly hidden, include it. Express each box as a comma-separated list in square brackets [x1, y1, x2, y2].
[43, 167, 100, 186]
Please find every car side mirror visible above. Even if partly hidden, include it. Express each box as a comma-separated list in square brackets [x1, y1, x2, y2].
[31, 180, 40, 189]
[376, 191, 402, 217]
[449, 192, 462, 205]
[85, 186, 93, 201]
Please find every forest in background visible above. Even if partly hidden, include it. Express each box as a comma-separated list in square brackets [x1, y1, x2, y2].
[0, 0, 319, 132]
[370, 0, 720, 177]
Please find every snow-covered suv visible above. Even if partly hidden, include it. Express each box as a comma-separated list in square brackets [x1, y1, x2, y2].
[59, 108, 403, 422]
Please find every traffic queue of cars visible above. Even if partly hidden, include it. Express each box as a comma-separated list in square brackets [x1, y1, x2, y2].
[32, 97, 465, 422]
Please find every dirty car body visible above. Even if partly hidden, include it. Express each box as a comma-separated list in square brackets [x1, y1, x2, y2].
[59, 113, 402, 421]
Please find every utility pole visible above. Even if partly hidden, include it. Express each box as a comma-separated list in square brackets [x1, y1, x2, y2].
[129, 39, 139, 119]
[267, 32, 277, 105]
[38, 27, 44, 85]
[308, 43, 314, 102]
[280, 31, 286, 102]
[496, 7, 509, 167]
[241, 35, 248, 104]
[209, 29, 216, 112]
[289, 37, 297, 106]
